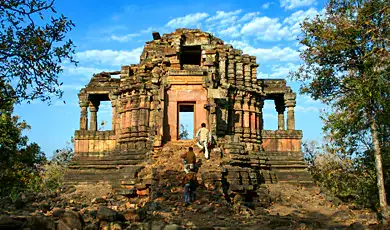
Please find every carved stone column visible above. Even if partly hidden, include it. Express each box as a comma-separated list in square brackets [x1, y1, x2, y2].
[275, 99, 285, 130]
[243, 55, 251, 87]
[249, 96, 256, 139]
[109, 94, 118, 131]
[256, 99, 264, 131]
[285, 93, 296, 130]
[79, 104, 88, 130]
[78, 91, 88, 130]
[89, 100, 100, 131]
[234, 93, 243, 136]
[219, 54, 227, 85]
[235, 57, 244, 86]
[130, 95, 139, 137]
[227, 57, 235, 84]
[250, 56, 258, 87]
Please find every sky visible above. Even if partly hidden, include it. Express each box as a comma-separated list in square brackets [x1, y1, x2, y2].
[14, 0, 328, 158]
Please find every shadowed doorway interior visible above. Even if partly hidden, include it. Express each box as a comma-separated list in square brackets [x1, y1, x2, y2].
[178, 103, 195, 140]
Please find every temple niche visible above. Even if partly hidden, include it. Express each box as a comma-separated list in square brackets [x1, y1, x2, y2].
[67, 29, 311, 193]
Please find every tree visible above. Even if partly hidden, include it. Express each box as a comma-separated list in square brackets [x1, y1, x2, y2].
[0, 85, 46, 196]
[0, 0, 77, 104]
[292, 0, 390, 221]
[179, 124, 190, 140]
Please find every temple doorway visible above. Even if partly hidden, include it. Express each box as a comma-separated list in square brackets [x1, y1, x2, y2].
[178, 103, 195, 140]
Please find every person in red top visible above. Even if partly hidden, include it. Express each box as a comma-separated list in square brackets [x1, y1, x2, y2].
[182, 171, 199, 204]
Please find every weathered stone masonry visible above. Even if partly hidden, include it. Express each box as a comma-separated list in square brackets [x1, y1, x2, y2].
[66, 29, 311, 194]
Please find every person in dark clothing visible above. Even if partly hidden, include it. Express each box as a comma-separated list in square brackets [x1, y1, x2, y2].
[182, 171, 198, 204]
[181, 147, 196, 173]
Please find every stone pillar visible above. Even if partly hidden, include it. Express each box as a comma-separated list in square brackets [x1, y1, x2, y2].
[235, 57, 244, 86]
[79, 102, 88, 130]
[234, 94, 243, 135]
[243, 96, 250, 129]
[243, 55, 251, 87]
[256, 99, 264, 131]
[138, 93, 149, 137]
[78, 91, 88, 130]
[219, 55, 227, 85]
[130, 95, 139, 136]
[249, 96, 256, 138]
[89, 100, 100, 131]
[250, 56, 258, 86]
[109, 94, 118, 131]
[275, 100, 285, 130]
[285, 93, 296, 130]
[227, 57, 235, 84]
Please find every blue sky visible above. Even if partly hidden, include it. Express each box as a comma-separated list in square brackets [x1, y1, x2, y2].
[14, 0, 328, 158]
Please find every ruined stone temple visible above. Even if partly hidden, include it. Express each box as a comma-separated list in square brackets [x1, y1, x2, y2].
[67, 29, 311, 194]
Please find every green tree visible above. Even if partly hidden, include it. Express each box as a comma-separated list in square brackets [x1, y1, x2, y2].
[292, 0, 390, 220]
[0, 85, 46, 196]
[0, 0, 76, 196]
[179, 124, 190, 140]
[0, 0, 77, 104]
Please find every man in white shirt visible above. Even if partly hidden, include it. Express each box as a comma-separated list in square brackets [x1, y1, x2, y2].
[196, 123, 211, 159]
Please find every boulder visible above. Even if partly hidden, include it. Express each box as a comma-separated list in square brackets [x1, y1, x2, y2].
[57, 211, 84, 230]
[84, 221, 99, 230]
[164, 224, 183, 230]
[97, 206, 117, 222]
[100, 221, 122, 230]
[52, 207, 66, 218]
[0, 215, 24, 229]
[24, 216, 56, 230]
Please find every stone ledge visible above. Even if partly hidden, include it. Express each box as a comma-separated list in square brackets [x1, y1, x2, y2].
[75, 130, 116, 139]
[262, 130, 303, 139]
[168, 69, 205, 76]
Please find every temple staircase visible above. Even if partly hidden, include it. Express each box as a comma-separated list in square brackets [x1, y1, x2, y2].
[64, 148, 148, 190]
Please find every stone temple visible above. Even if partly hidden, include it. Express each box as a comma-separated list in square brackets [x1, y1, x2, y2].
[67, 28, 311, 195]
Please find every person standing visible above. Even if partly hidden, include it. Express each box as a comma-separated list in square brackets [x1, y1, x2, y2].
[182, 171, 198, 205]
[196, 123, 211, 159]
[181, 147, 196, 173]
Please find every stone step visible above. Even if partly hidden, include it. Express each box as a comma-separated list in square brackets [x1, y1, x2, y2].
[258, 151, 303, 157]
[270, 164, 308, 169]
[69, 159, 144, 167]
[267, 160, 306, 165]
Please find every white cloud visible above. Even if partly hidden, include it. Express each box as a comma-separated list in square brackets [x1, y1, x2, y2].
[238, 7, 322, 40]
[280, 0, 316, 10]
[283, 7, 320, 25]
[206, 10, 242, 23]
[109, 33, 140, 42]
[229, 41, 300, 62]
[240, 16, 291, 40]
[262, 3, 271, 9]
[219, 25, 241, 38]
[283, 7, 321, 35]
[295, 105, 320, 113]
[63, 66, 112, 79]
[300, 95, 322, 105]
[269, 63, 300, 78]
[166, 12, 209, 28]
[60, 84, 85, 91]
[75, 47, 143, 66]
[238, 12, 260, 22]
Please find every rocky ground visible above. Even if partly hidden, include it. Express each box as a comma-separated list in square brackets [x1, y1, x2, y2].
[0, 142, 388, 229]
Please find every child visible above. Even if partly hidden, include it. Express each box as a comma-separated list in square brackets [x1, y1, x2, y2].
[181, 147, 196, 173]
[182, 171, 198, 204]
